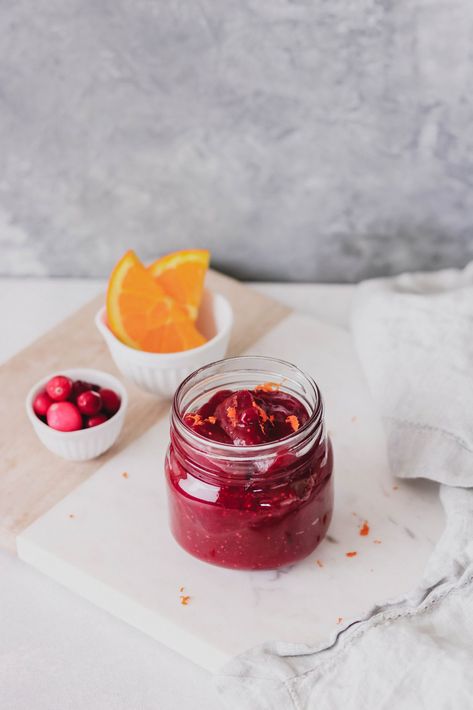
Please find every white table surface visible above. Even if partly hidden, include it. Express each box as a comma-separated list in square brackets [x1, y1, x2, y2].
[0, 278, 354, 710]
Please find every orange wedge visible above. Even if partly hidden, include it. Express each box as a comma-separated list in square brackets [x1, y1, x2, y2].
[148, 249, 210, 321]
[106, 250, 207, 353]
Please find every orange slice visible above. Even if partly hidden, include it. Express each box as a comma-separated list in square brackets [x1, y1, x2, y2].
[148, 249, 210, 321]
[106, 250, 207, 353]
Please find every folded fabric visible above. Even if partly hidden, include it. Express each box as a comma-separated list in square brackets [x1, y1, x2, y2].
[216, 262, 473, 710]
[351, 262, 473, 487]
[217, 497, 473, 710]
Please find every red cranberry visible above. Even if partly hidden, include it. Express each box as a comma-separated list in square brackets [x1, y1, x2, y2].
[47, 402, 83, 431]
[215, 390, 267, 445]
[76, 390, 102, 415]
[33, 390, 53, 417]
[71, 380, 95, 400]
[99, 388, 121, 415]
[86, 413, 109, 428]
[196, 390, 233, 419]
[46, 375, 73, 402]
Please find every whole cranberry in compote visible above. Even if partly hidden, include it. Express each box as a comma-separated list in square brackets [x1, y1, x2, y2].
[76, 390, 102, 416]
[215, 390, 267, 445]
[33, 390, 53, 418]
[71, 380, 95, 400]
[47, 402, 82, 432]
[86, 413, 108, 428]
[99, 388, 121, 416]
[46, 375, 72, 402]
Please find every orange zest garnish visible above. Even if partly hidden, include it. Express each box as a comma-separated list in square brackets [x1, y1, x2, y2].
[186, 413, 202, 426]
[286, 415, 300, 432]
[252, 402, 268, 434]
[359, 521, 370, 537]
[206, 416, 217, 424]
[254, 381, 280, 393]
[122, 472, 129, 479]
[148, 249, 210, 321]
[316, 559, 324, 568]
[107, 250, 207, 353]
[346, 551, 357, 558]
[253, 402, 268, 422]
[226, 406, 238, 426]
[178, 585, 190, 605]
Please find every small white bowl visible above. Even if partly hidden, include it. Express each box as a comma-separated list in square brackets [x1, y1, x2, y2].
[26, 368, 128, 461]
[95, 289, 233, 398]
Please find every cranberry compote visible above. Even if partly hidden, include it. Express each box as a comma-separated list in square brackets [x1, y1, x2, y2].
[165, 357, 333, 570]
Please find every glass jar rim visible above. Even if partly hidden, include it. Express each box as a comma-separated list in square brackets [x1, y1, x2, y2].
[171, 355, 324, 461]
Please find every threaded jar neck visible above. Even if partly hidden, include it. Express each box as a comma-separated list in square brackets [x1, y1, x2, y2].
[170, 356, 326, 485]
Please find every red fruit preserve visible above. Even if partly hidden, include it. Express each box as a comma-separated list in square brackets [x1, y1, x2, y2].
[165, 357, 334, 570]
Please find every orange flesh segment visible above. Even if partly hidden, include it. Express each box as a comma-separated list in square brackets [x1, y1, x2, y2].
[106, 250, 207, 353]
[148, 249, 210, 321]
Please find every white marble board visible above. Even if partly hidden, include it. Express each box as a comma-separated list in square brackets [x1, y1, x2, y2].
[17, 313, 444, 670]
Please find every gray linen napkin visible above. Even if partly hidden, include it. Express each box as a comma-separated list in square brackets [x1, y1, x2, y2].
[351, 262, 473, 487]
[216, 262, 473, 709]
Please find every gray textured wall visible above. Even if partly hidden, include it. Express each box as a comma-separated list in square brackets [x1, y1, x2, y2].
[1, 0, 473, 282]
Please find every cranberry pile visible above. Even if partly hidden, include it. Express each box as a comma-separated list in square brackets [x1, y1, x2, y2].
[33, 375, 121, 432]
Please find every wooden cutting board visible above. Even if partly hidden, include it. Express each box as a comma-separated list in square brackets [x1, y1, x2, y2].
[0, 270, 290, 553]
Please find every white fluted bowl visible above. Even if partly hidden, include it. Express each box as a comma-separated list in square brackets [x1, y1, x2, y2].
[26, 368, 128, 461]
[95, 289, 233, 398]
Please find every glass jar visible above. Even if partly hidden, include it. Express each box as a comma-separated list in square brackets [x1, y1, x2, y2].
[165, 356, 333, 570]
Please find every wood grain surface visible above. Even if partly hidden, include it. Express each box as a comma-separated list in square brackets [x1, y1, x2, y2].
[0, 271, 290, 552]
